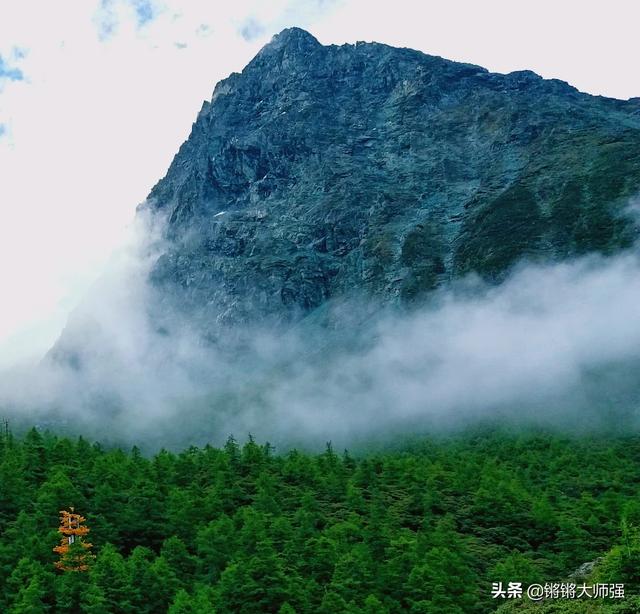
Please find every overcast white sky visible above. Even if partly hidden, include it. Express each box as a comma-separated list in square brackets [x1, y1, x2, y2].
[0, 0, 639, 368]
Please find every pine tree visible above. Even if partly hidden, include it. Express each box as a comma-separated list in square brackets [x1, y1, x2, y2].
[144, 556, 180, 613]
[215, 541, 290, 613]
[319, 591, 348, 614]
[89, 544, 131, 613]
[80, 583, 110, 614]
[53, 509, 94, 572]
[168, 587, 215, 614]
[161, 536, 196, 585]
[10, 576, 46, 614]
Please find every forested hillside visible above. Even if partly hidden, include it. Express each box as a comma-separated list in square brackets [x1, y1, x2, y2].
[1, 427, 640, 612]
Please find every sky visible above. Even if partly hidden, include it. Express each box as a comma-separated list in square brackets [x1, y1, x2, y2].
[0, 0, 639, 368]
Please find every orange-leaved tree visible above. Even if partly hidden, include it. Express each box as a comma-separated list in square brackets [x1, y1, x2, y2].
[53, 508, 94, 572]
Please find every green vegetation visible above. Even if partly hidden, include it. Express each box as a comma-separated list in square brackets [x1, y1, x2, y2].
[455, 184, 546, 280]
[1, 427, 640, 612]
[454, 130, 640, 283]
[400, 222, 446, 301]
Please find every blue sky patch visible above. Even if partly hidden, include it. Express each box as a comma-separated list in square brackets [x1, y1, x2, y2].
[132, 0, 155, 27]
[239, 17, 266, 42]
[0, 55, 24, 82]
[95, 0, 157, 40]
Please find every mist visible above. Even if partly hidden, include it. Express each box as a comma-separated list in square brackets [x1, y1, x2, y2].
[2, 209, 640, 450]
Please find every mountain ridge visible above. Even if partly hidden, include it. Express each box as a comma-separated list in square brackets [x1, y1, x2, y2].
[57, 27, 640, 357]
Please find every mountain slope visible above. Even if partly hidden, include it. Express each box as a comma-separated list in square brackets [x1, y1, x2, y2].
[141, 27, 640, 331]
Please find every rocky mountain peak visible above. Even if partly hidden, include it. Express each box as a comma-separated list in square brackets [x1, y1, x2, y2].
[268, 26, 320, 49]
[253, 26, 321, 61]
[57, 30, 640, 356]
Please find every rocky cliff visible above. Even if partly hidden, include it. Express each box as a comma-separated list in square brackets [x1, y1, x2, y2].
[139, 27, 640, 333]
[49, 26, 640, 372]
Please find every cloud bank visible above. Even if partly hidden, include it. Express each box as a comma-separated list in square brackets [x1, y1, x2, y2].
[2, 209, 640, 450]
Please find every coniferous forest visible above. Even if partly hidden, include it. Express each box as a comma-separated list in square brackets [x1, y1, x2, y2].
[1, 426, 640, 613]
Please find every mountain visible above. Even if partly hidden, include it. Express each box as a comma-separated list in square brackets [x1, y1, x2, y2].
[50, 27, 640, 370]
[140, 27, 640, 330]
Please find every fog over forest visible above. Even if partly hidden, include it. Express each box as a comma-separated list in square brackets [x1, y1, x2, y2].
[2, 205, 640, 450]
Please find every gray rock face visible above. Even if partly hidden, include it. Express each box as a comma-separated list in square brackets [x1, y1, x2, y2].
[139, 27, 640, 334]
[567, 558, 603, 582]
